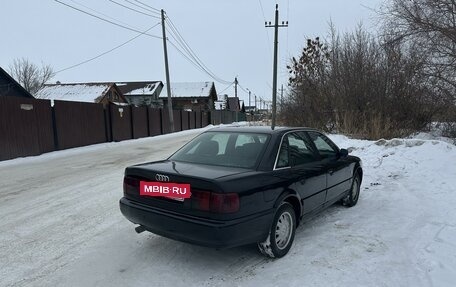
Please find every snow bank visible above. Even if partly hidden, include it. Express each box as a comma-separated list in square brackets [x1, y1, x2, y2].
[327, 134, 456, 287]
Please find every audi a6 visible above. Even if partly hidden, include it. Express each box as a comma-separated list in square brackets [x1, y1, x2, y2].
[120, 126, 363, 258]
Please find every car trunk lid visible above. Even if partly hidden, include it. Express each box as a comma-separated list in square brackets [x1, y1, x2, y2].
[123, 160, 247, 218]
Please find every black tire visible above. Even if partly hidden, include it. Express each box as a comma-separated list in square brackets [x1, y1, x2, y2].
[343, 174, 360, 207]
[257, 202, 296, 258]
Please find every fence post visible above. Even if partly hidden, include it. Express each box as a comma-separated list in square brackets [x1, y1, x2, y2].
[129, 105, 134, 139]
[51, 106, 59, 150]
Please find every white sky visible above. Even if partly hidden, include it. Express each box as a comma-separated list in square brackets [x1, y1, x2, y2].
[0, 0, 382, 106]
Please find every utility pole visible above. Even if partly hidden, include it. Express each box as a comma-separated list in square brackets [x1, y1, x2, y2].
[234, 77, 238, 98]
[161, 9, 174, 132]
[234, 77, 238, 122]
[246, 88, 251, 123]
[266, 4, 288, 130]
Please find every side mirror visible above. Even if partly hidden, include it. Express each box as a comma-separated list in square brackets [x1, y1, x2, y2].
[339, 148, 349, 158]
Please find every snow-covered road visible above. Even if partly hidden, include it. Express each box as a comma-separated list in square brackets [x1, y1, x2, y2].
[1, 128, 455, 287]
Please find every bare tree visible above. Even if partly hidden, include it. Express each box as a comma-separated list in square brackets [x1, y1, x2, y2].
[9, 58, 54, 95]
[285, 37, 333, 129]
[282, 24, 445, 139]
[380, 0, 456, 138]
[382, 0, 456, 98]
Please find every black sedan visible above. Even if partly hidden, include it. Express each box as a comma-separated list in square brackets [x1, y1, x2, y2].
[120, 126, 363, 258]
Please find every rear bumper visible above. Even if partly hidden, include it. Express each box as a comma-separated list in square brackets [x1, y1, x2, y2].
[119, 197, 274, 249]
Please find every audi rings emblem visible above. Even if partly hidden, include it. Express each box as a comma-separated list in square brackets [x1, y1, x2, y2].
[155, 174, 170, 182]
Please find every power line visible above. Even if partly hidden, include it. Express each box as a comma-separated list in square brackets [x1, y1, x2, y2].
[165, 17, 230, 84]
[166, 25, 229, 84]
[218, 82, 235, 94]
[258, 0, 267, 25]
[167, 39, 211, 78]
[108, 0, 160, 18]
[165, 16, 232, 84]
[164, 15, 231, 85]
[286, 0, 290, 58]
[167, 38, 233, 88]
[54, 0, 161, 39]
[121, 0, 160, 15]
[68, 0, 135, 29]
[56, 1, 233, 89]
[258, 0, 272, 56]
[237, 82, 250, 94]
[131, 0, 161, 13]
[55, 23, 160, 74]
[235, 81, 262, 108]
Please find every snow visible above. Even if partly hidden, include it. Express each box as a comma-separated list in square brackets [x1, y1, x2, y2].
[1, 128, 455, 287]
[118, 82, 160, 96]
[408, 122, 456, 145]
[35, 83, 112, 103]
[159, 82, 214, 98]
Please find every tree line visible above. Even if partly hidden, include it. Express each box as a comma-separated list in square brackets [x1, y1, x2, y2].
[281, 0, 456, 139]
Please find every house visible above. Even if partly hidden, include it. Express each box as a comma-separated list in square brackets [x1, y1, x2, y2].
[227, 97, 241, 112]
[116, 81, 163, 107]
[159, 81, 217, 111]
[214, 94, 228, 110]
[36, 82, 127, 105]
[0, 66, 34, 98]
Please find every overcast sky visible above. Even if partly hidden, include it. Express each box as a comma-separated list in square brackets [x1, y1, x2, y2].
[1, 0, 382, 106]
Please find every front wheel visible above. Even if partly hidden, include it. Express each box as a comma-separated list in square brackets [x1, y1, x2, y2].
[343, 174, 360, 207]
[258, 202, 296, 258]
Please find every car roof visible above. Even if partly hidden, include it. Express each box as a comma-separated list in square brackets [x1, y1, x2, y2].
[205, 125, 318, 135]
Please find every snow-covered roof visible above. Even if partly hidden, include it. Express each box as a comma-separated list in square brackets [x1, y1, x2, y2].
[116, 81, 162, 96]
[36, 83, 113, 103]
[159, 82, 214, 98]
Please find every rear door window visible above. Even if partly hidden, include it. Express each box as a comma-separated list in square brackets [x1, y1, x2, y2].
[276, 132, 318, 168]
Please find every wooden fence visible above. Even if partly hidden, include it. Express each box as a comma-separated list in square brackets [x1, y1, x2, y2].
[0, 97, 245, 161]
[0, 97, 54, 160]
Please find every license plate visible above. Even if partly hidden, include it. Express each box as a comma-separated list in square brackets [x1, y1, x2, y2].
[140, 181, 191, 199]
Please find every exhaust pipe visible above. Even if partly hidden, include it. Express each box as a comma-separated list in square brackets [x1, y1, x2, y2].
[135, 225, 146, 234]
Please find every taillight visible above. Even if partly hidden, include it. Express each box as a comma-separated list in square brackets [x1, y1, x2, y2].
[191, 190, 239, 213]
[192, 190, 211, 211]
[123, 176, 139, 195]
[210, 193, 239, 213]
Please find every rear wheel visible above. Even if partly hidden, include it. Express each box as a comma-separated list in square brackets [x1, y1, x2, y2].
[258, 202, 296, 258]
[343, 174, 360, 207]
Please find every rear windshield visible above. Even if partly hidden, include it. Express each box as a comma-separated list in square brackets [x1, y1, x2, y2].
[170, 131, 270, 169]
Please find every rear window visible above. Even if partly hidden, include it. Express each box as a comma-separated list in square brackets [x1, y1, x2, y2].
[170, 132, 270, 169]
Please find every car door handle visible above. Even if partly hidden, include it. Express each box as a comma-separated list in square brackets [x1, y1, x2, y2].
[328, 169, 334, 175]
